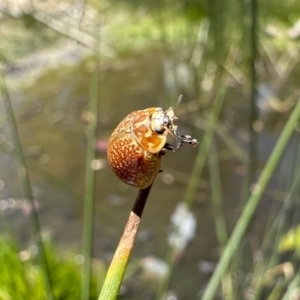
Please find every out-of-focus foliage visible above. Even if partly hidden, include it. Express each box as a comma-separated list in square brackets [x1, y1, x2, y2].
[0, 236, 103, 300]
[0, 15, 61, 62]
[279, 225, 300, 252]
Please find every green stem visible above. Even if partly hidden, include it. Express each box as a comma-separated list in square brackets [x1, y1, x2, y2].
[247, 0, 258, 193]
[254, 150, 300, 299]
[184, 70, 227, 208]
[201, 100, 300, 300]
[155, 246, 177, 300]
[208, 136, 228, 250]
[98, 185, 153, 300]
[1, 74, 54, 300]
[155, 69, 227, 299]
[81, 69, 99, 300]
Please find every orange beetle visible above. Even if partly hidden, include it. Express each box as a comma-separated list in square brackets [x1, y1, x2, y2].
[107, 99, 198, 189]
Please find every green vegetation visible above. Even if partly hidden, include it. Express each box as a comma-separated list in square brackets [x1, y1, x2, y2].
[0, 236, 102, 300]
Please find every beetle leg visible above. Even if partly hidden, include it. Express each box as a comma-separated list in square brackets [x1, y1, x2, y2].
[159, 148, 168, 156]
[180, 134, 192, 139]
[179, 135, 198, 147]
[166, 125, 198, 150]
[164, 142, 175, 151]
[173, 134, 199, 148]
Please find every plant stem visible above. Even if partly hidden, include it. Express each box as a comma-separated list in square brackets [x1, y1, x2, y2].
[184, 68, 227, 208]
[155, 68, 227, 299]
[248, 0, 258, 193]
[201, 100, 300, 300]
[208, 136, 228, 250]
[98, 184, 153, 300]
[1, 74, 54, 300]
[81, 69, 99, 300]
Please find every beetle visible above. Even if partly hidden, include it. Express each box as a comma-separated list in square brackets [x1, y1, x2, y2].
[107, 97, 198, 189]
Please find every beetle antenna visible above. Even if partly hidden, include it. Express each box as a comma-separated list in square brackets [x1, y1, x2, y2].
[174, 95, 183, 108]
[165, 94, 183, 114]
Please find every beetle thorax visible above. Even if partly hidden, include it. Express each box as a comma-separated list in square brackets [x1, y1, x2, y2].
[150, 108, 177, 135]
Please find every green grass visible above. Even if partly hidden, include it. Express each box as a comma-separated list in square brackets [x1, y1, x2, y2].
[0, 235, 103, 300]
